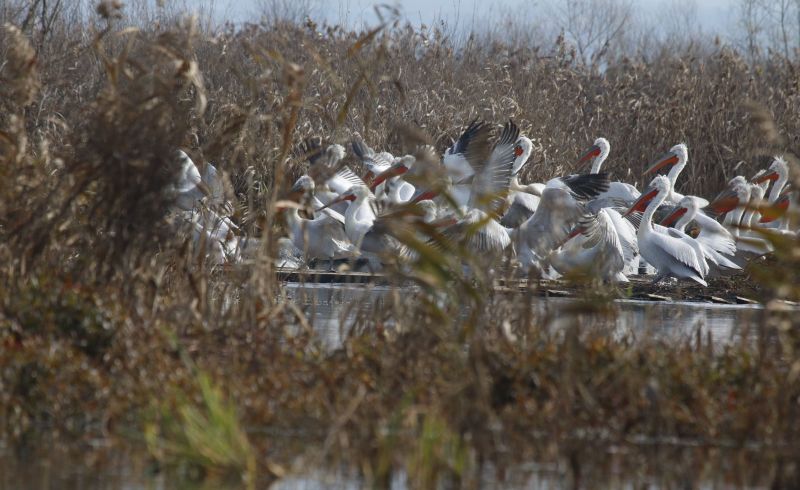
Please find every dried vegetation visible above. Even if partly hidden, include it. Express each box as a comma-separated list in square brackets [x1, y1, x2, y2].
[1, 2, 800, 488]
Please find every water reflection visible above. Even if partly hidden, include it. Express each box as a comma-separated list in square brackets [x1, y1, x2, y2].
[283, 283, 764, 349]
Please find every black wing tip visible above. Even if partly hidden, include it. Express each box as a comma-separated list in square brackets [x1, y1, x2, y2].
[497, 119, 520, 146]
[351, 140, 366, 160]
[299, 136, 324, 164]
[452, 118, 490, 155]
[564, 173, 611, 200]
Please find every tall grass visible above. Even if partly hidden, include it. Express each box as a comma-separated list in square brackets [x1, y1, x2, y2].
[1, 3, 800, 488]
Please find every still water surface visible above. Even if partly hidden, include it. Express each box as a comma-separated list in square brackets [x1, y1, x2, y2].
[282, 282, 765, 349]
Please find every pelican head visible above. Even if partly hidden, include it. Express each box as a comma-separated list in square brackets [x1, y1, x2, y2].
[317, 183, 369, 210]
[576, 137, 610, 173]
[512, 135, 533, 176]
[290, 175, 315, 196]
[753, 155, 788, 184]
[370, 155, 415, 190]
[625, 175, 670, 216]
[644, 143, 687, 176]
[660, 195, 700, 227]
[350, 184, 372, 201]
[707, 176, 750, 214]
[750, 169, 771, 192]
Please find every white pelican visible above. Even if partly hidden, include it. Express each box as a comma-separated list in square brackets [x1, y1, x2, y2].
[283, 178, 356, 269]
[548, 209, 628, 282]
[340, 184, 377, 248]
[326, 184, 404, 260]
[351, 134, 393, 181]
[735, 181, 773, 256]
[709, 176, 751, 238]
[173, 150, 233, 212]
[625, 175, 708, 286]
[501, 135, 538, 228]
[515, 170, 610, 273]
[753, 157, 791, 230]
[642, 143, 708, 206]
[440, 208, 512, 256]
[171, 150, 241, 265]
[440, 121, 524, 255]
[753, 156, 790, 204]
[443, 120, 533, 213]
[173, 150, 207, 211]
[183, 207, 240, 266]
[352, 134, 413, 204]
[301, 139, 367, 213]
[276, 237, 304, 269]
[576, 137, 640, 207]
[511, 134, 534, 176]
[402, 121, 523, 259]
[500, 178, 542, 228]
[469, 120, 525, 215]
[759, 187, 794, 232]
[367, 155, 418, 204]
[443, 120, 485, 210]
[660, 196, 740, 271]
[604, 207, 640, 275]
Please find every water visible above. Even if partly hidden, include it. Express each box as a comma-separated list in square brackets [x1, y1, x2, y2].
[282, 282, 765, 349]
[1, 442, 776, 489]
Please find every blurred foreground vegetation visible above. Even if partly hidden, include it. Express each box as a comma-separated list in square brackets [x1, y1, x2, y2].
[1, 1, 800, 487]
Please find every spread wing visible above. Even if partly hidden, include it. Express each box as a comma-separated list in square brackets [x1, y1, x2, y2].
[443, 120, 491, 180]
[327, 166, 366, 195]
[603, 207, 639, 264]
[442, 209, 510, 254]
[560, 173, 610, 200]
[500, 191, 539, 228]
[520, 187, 585, 258]
[695, 211, 737, 256]
[449, 119, 488, 157]
[468, 120, 519, 216]
[578, 211, 625, 272]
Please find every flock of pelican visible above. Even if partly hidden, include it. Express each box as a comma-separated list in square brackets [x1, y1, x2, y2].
[174, 121, 797, 286]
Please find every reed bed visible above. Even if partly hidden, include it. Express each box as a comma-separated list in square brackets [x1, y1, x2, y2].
[1, 4, 800, 488]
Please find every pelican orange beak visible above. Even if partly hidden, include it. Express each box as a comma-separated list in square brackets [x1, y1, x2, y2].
[412, 189, 439, 203]
[706, 189, 740, 214]
[566, 226, 584, 241]
[759, 196, 790, 223]
[624, 187, 659, 216]
[660, 207, 687, 227]
[362, 170, 375, 184]
[643, 152, 679, 175]
[318, 193, 355, 210]
[753, 171, 779, 184]
[576, 144, 601, 166]
[274, 200, 305, 211]
[369, 163, 409, 190]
